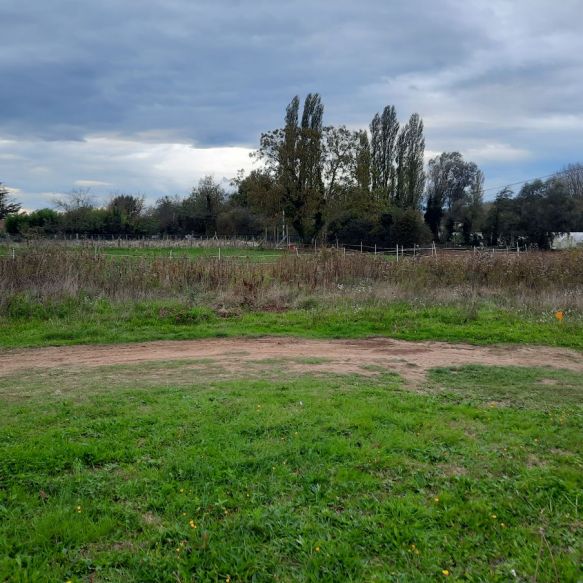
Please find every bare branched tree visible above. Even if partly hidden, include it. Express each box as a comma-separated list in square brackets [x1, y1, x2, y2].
[53, 188, 95, 212]
[559, 163, 583, 199]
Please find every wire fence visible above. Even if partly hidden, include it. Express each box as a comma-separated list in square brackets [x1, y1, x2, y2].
[0, 237, 531, 263]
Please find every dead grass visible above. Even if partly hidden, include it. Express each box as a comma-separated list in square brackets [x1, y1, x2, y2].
[1, 246, 582, 312]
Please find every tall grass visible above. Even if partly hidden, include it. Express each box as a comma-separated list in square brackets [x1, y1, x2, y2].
[1, 246, 582, 312]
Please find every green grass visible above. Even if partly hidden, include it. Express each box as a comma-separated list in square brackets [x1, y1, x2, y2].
[0, 245, 286, 263]
[95, 246, 284, 261]
[428, 365, 583, 409]
[0, 361, 581, 581]
[1, 298, 582, 350]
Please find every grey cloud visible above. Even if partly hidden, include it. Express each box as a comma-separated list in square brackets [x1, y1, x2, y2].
[0, 0, 582, 204]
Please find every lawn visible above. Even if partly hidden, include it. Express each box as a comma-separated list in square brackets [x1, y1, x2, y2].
[1, 299, 581, 350]
[0, 360, 581, 581]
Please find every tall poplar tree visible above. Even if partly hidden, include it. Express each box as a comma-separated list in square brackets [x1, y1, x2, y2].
[354, 130, 371, 193]
[369, 106, 399, 202]
[380, 105, 399, 197]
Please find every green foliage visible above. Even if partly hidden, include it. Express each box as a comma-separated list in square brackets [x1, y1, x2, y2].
[257, 94, 327, 242]
[395, 113, 425, 209]
[328, 208, 434, 247]
[424, 152, 484, 242]
[483, 177, 582, 249]
[5, 213, 28, 235]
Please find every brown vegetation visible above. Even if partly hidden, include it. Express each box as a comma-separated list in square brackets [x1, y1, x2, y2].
[1, 246, 582, 311]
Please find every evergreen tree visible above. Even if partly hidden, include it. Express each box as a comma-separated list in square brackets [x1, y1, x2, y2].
[0, 183, 22, 219]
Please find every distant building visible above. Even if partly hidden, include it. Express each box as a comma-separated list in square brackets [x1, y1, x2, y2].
[553, 232, 583, 249]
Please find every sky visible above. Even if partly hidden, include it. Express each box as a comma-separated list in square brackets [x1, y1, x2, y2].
[1, 0, 582, 209]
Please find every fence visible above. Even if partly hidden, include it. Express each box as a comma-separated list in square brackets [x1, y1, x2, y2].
[0, 237, 531, 263]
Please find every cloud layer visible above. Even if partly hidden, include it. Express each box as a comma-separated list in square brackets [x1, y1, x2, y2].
[1, 0, 582, 207]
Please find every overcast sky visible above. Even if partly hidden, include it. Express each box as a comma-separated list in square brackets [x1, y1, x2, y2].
[1, 0, 582, 209]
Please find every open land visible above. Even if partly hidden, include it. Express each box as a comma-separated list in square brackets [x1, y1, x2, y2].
[0, 245, 581, 581]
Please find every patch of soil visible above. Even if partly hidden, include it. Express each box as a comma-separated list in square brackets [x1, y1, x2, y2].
[1, 337, 582, 386]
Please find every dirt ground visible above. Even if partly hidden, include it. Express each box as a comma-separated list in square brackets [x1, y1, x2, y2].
[1, 337, 582, 385]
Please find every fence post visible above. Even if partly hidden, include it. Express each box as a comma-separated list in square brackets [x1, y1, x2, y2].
[343, 247, 346, 258]
[218, 247, 221, 261]
[360, 241, 363, 253]
[374, 244, 377, 256]
[396, 245, 399, 262]
[11, 247, 15, 260]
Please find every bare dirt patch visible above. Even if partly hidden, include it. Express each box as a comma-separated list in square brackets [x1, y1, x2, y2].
[1, 337, 582, 385]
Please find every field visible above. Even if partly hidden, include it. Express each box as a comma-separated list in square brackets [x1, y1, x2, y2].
[0, 244, 582, 581]
[99, 247, 285, 261]
[1, 244, 285, 262]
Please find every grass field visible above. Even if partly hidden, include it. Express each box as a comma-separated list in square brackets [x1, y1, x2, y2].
[1, 243, 582, 581]
[0, 360, 581, 582]
[99, 247, 286, 261]
[0, 244, 286, 261]
[1, 299, 582, 350]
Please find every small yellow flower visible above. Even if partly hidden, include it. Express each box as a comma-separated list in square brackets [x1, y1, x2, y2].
[180, 488, 184, 493]
[189, 519, 197, 529]
[434, 497, 439, 503]
[442, 569, 450, 576]
[491, 514, 497, 519]
[501, 523, 506, 528]
[226, 576, 231, 583]
[315, 546, 320, 552]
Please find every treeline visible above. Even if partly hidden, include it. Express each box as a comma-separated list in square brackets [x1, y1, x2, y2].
[2, 178, 263, 240]
[2, 94, 583, 248]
